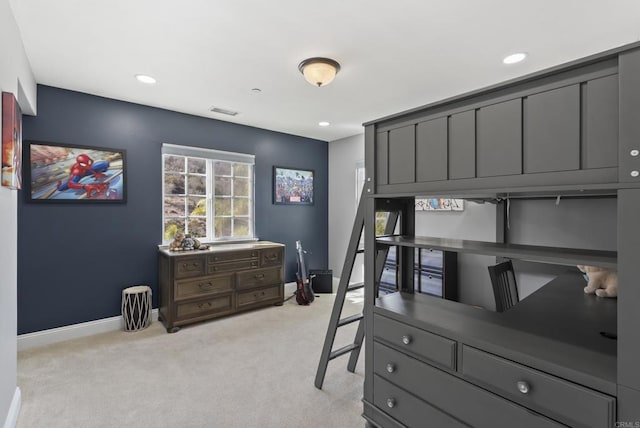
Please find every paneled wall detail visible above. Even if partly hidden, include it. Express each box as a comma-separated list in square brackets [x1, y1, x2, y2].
[373, 63, 620, 193]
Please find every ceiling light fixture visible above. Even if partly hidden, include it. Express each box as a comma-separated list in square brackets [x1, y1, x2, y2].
[298, 57, 341, 87]
[318, 121, 330, 127]
[135, 74, 156, 84]
[502, 53, 527, 65]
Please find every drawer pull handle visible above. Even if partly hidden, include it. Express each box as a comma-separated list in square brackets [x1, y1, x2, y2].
[197, 302, 213, 309]
[182, 262, 199, 269]
[517, 381, 530, 394]
[386, 363, 396, 373]
[198, 282, 213, 290]
[265, 254, 277, 260]
[255, 274, 265, 280]
[386, 398, 396, 408]
[401, 335, 412, 345]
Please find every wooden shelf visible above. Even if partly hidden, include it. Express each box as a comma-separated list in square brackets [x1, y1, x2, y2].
[376, 235, 617, 269]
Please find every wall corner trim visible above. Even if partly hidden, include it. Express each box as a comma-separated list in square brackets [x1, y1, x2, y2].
[17, 310, 159, 351]
[3, 387, 21, 428]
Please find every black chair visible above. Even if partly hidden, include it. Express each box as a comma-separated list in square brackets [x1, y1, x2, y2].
[488, 260, 519, 312]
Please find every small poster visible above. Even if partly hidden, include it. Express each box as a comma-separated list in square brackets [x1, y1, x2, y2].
[415, 198, 464, 211]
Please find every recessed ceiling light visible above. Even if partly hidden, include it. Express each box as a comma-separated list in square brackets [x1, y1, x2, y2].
[319, 121, 330, 127]
[135, 74, 156, 84]
[503, 53, 527, 65]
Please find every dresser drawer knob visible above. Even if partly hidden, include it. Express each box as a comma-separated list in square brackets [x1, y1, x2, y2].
[402, 335, 412, 345]
[517, 381, 530, 394]
[386, 398, 396, 408]
[386, 363, 396, 373]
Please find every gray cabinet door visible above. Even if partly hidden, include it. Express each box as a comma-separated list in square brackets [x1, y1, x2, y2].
[376, 131, 389, 185]
[449, 110, 476, 179]
[584, 75, 618, 169]
[477, 99, 522, 177]
[619, 48, 640, 183]
[388, 125, 416, 184]
[416, 117, 447, 182]
[524, 85, 580, 174]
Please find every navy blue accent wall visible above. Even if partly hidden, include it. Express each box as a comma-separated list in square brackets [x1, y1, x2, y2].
[18, 85, 328, 334]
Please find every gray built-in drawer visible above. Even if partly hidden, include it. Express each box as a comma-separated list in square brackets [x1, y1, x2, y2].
[373, 342, 564, 428]
[461, 345, 615, 428]
[373, 375, 468, 428]
[374, 314, 456, 370]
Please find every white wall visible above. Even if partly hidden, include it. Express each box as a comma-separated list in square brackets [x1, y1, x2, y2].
[0, 0, 36, 425]
[328, 133, 364, 287]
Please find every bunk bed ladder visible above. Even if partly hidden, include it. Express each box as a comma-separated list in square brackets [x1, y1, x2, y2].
[314, 189, 399, 389]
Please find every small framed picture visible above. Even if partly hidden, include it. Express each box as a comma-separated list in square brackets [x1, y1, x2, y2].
[24, 140, 127, 203]
[273, 166, 314, 205]
[1, 92, 22, 189]
[415, 198, 464, 211]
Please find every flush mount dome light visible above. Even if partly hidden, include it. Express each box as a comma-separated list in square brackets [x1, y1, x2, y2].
[503, 52, 527, 65]
[298, 57, 341, 87]
[318, 121, 330, 127]
[135, 74, 156, 84]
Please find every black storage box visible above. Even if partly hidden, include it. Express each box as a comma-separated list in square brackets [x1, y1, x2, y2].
[309, 269, 333, 293]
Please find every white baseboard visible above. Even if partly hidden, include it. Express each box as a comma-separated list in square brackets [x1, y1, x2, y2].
[17, 309, 159, 352]
[3, 387, 20, 428]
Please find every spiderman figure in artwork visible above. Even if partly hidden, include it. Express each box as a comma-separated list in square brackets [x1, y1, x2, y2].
[57, 153, 110, 198]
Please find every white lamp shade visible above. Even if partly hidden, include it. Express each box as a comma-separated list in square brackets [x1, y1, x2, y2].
[299, 58, 340, 87]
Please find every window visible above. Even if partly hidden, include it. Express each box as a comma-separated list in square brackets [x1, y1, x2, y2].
[162, 144, 255, 243]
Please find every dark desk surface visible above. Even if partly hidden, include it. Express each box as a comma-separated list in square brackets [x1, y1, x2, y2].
[375, 271, 617, 395]
[501, 270, 617, 353]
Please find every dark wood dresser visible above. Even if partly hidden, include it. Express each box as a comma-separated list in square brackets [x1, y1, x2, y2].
[158, 241, 284, 333]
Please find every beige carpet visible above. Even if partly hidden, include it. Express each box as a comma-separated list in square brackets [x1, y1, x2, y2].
[17, 285, 366, 428]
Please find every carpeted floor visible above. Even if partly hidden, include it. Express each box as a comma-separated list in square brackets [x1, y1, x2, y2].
[17, 285, 366, 428]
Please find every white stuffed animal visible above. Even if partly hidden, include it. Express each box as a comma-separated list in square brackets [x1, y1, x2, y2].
[577, 265, 618, 298]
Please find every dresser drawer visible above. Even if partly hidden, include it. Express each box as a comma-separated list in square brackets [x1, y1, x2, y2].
[374, 314, 456, 370]
[374, 342, 564, 428]
[260, 247, 283, 267]
[237, 284, 282, 308]
[174, 274, 234, 301]
[207, 249, 258, 263]
[461, 345, 615, 428]
[175, 294, 235, 320]
[373, 375, 468, 428]
[174, 256, 205, 279]
[236, 267, 282, 290]
[207, 259, 259, 274]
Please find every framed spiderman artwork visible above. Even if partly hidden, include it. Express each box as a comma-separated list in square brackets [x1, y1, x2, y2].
[23, 140, 127, 203]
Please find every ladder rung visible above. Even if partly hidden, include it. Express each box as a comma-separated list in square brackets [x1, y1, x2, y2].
[347, 282, 364, 292]
[329, 343, 360, 360]
[337, 313, 363, 327]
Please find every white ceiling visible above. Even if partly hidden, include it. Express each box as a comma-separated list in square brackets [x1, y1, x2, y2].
[9, 0, 640, 142]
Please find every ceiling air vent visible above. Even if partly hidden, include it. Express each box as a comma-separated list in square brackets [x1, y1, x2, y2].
[210, 106, 239, 116]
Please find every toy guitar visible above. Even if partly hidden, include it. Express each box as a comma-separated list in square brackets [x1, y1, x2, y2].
[295, 240, 315, 305]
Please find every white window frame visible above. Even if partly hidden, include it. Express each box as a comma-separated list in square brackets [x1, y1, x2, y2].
[161, 144, 256, 244]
